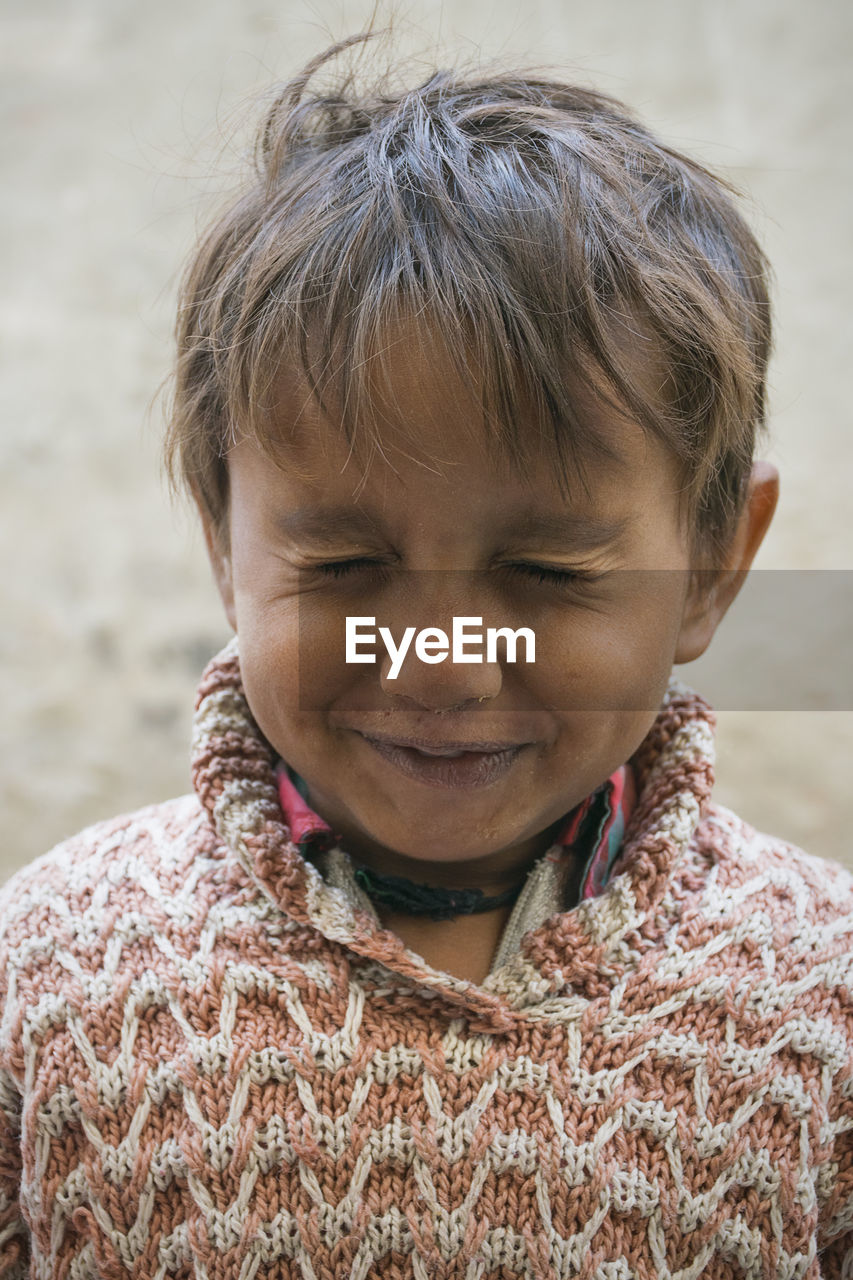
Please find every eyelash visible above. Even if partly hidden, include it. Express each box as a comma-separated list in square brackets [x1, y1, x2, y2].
[316, 558, 388, 579]
[314, 558, 595, 588]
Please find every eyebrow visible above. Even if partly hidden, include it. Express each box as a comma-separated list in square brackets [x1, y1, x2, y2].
[276, 507, 632, 551]
[276, 509, 384, 546]
[503, 511, 633, 551]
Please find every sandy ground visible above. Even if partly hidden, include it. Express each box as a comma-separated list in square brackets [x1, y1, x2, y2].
[1, 0, 851, 880]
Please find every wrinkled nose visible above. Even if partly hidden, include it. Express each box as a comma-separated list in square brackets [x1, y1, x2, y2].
[374, 571, 505, 711]
[378, 634, 504, 711]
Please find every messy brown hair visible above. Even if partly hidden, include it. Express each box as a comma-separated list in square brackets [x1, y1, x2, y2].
[164, 35, 772, 563]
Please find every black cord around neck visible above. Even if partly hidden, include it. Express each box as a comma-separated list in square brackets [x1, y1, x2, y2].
[352, 865, 525, 923]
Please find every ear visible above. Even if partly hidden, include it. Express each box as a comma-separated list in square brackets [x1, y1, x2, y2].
[197, 502, 237, 633]
[675, 460, 779, 663]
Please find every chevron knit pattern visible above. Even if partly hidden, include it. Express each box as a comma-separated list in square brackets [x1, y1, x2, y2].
[1, 640, 852, 1279]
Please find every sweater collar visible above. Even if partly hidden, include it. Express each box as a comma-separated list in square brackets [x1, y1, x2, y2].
[192, 638, 715, 1026]
[275, 757, 635, 907]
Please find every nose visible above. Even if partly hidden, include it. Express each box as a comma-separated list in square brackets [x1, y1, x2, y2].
[376, 571, 504, 712]
[379, 639, 503, 711]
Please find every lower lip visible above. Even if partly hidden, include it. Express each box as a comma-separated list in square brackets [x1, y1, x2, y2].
[361, 738, 524, 789]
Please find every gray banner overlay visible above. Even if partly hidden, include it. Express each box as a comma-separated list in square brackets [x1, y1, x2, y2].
[679, 570, 852, 711]
[295, 570, 853, 711]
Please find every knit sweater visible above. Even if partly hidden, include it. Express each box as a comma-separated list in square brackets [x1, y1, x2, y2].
[1, 644, 852, 1280]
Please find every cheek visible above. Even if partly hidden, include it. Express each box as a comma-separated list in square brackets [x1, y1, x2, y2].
[525, 579, 684, 714]
[236, 592, 359, 746]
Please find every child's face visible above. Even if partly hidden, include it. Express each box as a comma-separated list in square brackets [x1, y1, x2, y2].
[204, 344, 720, 882]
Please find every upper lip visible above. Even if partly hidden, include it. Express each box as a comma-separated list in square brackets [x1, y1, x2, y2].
[359, 732, 524, 753]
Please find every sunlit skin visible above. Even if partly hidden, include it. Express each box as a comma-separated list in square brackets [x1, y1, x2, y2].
[201, 339, 777, 981]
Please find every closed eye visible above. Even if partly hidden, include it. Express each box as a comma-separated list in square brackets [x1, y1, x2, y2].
[314, 558, 384, 578]
[503, 563, 595, 588]
[313, 559, 598, 589]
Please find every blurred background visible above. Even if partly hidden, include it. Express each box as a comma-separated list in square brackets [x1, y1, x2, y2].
[1, 0, 851, 880]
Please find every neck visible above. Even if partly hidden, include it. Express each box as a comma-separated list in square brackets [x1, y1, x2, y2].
[373, 905, 516, 985]
[334, 813, 567, 896]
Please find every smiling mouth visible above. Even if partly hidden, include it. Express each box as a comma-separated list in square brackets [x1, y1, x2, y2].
[360, 732, 526, 755]
[359, 733, 526, 789]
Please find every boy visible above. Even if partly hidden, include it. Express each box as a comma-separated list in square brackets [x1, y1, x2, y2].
[1, 35, 851, 1279]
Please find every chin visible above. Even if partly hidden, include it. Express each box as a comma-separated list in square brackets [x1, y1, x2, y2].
[357, 830, 498, 867]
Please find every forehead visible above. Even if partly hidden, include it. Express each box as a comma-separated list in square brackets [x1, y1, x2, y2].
[227, 349, 690, 571]
[255, 322, 674, 504]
